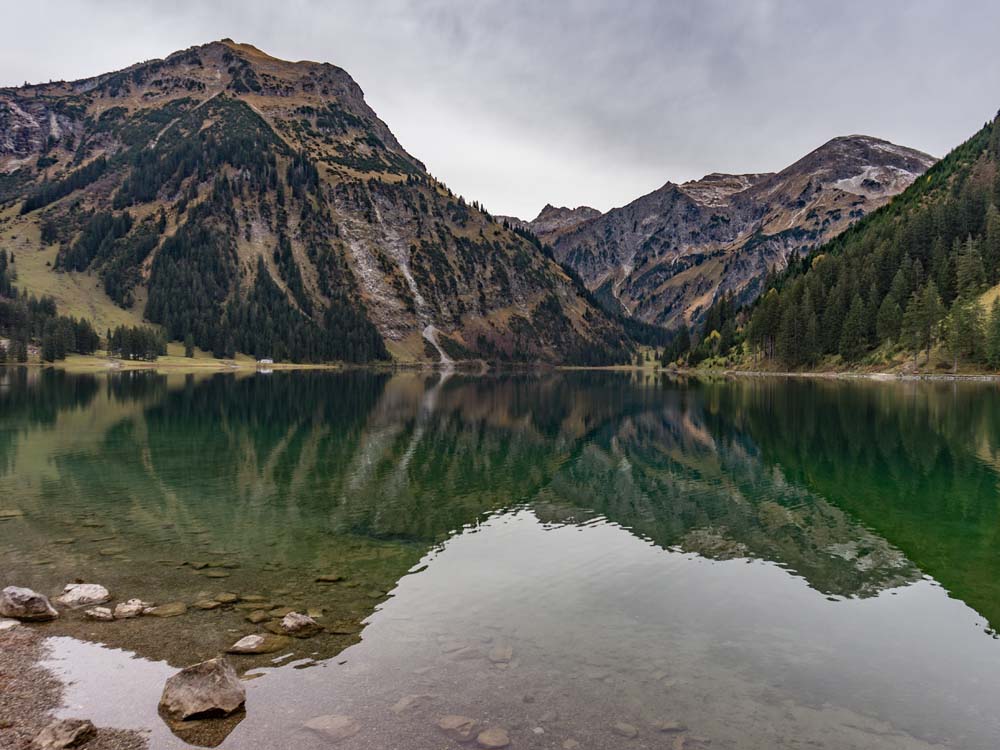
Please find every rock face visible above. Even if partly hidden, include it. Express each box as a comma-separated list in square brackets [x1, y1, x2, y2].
[159, 657, 246, 720]
[29, 718, 96, 749]
[0, 586, 58, 621]
[55, 583, 110, 609]
[547, 135, 936, 328]
[499, 204, 601, 245]
[0, 40, 632, 367]
[303, 715, 361, 743]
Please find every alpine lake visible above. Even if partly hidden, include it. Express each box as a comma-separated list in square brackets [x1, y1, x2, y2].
[2, 367, 1000, 749]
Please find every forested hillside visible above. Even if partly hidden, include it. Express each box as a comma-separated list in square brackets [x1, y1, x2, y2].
[0, 40, 633, 366]
[677, 111, 1000, 371]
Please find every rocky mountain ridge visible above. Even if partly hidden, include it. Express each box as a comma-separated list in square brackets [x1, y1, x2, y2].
[516, 135, 936, 328]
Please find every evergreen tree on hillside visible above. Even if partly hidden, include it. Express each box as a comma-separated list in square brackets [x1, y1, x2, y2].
[955, 236, 987, 297]
[902, 282, 945, 365]
[839, 295, 868, 362]
[945, 295, 984, 371]
[984, 204, 1000, 284]
[876, 295, 902, 343]
[987, 297, 1000, 368]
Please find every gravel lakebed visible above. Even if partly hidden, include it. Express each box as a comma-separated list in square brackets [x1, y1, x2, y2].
[0, 625, 147, 750]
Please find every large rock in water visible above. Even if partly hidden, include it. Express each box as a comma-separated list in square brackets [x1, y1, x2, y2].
[29, 718, 95, 749]
[159, 658, 246, 720]
[55, 583, 110, 608]
[0, 586, 58, 621]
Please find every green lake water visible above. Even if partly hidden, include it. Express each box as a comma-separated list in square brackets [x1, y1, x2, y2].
[1, 368, 999, 749]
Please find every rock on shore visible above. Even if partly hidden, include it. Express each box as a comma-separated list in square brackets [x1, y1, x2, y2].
[0, 586, 58, 621]
[29, 718, 95, 749]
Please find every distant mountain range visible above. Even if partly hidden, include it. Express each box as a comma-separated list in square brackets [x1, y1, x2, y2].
[0, 40, 630, 365]
[510, 136, 936, 329]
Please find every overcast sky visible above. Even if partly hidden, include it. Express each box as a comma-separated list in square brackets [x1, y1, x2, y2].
[3, 1, 999, 218]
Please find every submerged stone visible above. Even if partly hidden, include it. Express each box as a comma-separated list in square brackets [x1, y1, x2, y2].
[437, 715, 479, 742]
[488, 644, 513, 664]
[215, 592, 239, 604]
[315, 573, 345, 582]
[303, 714, 361, 743]
[653, 720, 687, 733]
[227, 633, 292, 654]
[613, 722, 639, 739]
[477, 727, 511, 748]
[391, 694, 433, 714]
[149, 602, 188, 617]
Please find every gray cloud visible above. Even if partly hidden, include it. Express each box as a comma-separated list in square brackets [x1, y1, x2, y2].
[3, 0, 999, 217]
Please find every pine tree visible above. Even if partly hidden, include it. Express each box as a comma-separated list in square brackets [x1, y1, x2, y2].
[184, 333, 195, 358]
[945, 296, 984, 371]
[956, 236, 987, 297]
[902, 281, 945, 365]
[983, 204, 1000, 284]
[839, 294, 867, 361]
[987, 297, 1000, 369]
[876, 296, 902, 343]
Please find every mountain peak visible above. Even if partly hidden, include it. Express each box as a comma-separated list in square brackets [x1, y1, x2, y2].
[0, 41, 632, 366]
[548, 134, 937, 328]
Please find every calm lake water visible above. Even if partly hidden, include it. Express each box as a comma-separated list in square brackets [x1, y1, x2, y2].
[2, 368, 1000, 749]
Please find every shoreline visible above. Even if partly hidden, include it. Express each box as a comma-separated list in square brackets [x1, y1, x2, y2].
[0, 626, 146, 750]
[6, 356, 1000, 383]
[671, 367, 1000, 383]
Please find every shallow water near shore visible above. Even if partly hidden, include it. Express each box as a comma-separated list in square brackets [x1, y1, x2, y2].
[3, 368, 1000, 748]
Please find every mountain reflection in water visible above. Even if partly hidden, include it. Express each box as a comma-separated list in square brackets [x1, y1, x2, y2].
[2, 369, 1000, 748]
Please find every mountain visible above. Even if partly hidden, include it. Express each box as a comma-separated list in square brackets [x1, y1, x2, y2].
[547, 136, 936, 329]
[728, 110, 1000, 370]
[0, 40, 631, 365]
[499, 204, 601, 245]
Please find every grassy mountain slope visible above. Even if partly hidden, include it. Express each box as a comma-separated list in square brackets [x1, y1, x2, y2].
[0, 40, 632, 365]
